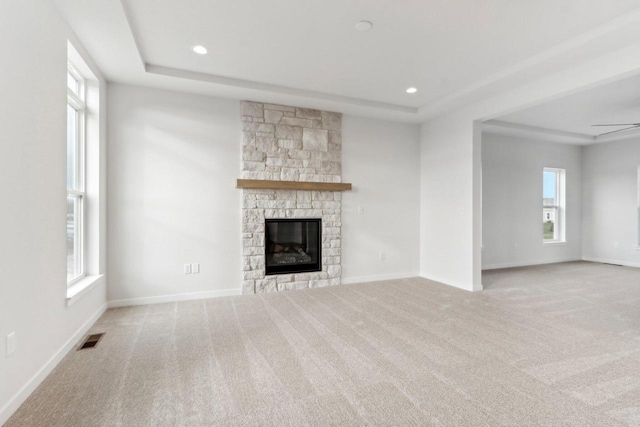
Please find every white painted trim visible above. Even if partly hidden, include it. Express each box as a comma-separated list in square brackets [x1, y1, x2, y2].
[482, 258, 581, 271]
[0, 303, 107, 426]
[66, 274, 104, 307]
[107, 288, 242, 308]
[581, 257, 640, 269]
[341, 272, 419, 285]
[418, 273, 481, 292]
[542, 241, 567, 246]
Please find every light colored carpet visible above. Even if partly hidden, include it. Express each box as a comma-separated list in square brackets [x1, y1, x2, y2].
[6, 261, 640, 426]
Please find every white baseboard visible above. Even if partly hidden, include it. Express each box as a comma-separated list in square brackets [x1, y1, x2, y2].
[582, 257, 640, 269]
[341, 272, 419, 285]
[418, 273, 479, 292]
[107, 288, 242, 308]
[482, 258, 581, 271]
[0, 303, 107, 426]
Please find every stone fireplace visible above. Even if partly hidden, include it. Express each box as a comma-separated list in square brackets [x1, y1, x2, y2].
[240, 101, 343, 294]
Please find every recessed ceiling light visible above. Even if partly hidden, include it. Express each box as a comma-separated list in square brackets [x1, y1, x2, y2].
[192, 45, 208, 55]
[406, 87, 418, 94]
[355, 20, 373, 31]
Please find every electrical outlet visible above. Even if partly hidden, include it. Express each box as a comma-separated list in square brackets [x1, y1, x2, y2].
[192, 263, 200, 274]
[614, 242, 620, 249]
[184, 264, 192, 274]
[379, 252, 386, 261]
[357, 206, 364, 215]
[7, 332, 16, 357]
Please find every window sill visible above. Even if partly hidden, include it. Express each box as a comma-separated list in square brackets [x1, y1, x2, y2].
[66, 274, 103, 307]
[543, 241, 567, 246]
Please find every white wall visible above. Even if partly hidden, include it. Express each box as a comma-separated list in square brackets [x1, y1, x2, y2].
[419, 116, 481, 290]
[0, 1, 107, 424]
[481, 132, 583, 269]
[342, 116, 420, 283]
[107, 84, 242, 305]
[583, 137, 640, 267]
[418, 36, 640, 292]
[108, 86, 422, 301]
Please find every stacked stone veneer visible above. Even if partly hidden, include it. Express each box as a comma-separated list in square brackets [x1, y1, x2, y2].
[240, 101, 342, 294]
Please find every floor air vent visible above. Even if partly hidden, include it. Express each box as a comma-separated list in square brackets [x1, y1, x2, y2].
[78, 333, 105, 350]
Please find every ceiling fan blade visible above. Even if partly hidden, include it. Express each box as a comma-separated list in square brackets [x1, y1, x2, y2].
[597, 125, 640, 137]
[592, 123, 640, 127]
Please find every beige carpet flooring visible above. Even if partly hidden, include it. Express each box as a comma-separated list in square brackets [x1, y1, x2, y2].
[6, 261, 640, 426]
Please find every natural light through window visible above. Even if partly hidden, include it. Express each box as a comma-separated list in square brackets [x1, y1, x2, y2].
[543, 168, 565, 243]
[67, 62, 85, 284]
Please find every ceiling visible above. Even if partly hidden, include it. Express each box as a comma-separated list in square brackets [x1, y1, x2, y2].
[54, 0, 640, 122]
[488, 71, 640, 144]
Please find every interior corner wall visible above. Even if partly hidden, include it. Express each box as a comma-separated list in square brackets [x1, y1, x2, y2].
[582, 137, 640, 267]
[107, 84, 243, 304]
[0, 1, 107, 424]
[481, 132, 583, 269]
[419, 115, 480, 291]
[341, 116, 420, 283]
[416, 37, 640, 291]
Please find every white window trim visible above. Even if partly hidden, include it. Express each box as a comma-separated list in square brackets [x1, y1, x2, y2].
[65, 40, 105, 304]
[543, 167, 566, 245]
[67, 61, 87, 286]
[66, 274, 104, 307]
[542, 241, 567, 247]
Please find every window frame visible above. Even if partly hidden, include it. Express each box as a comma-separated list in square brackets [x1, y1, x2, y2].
[543, 167, 566, 244]
[67, 61, 87, 286]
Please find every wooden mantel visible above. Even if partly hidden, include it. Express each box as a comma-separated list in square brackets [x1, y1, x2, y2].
[236, 179, 352, 191]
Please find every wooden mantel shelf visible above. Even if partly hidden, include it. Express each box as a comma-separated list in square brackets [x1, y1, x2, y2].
[236, 179, 352, 191]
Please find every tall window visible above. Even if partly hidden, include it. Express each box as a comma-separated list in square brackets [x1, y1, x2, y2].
[67, 63, 86, 283]
[543, 168, 565, 243]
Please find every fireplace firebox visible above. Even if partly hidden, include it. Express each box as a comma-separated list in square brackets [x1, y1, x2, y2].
[265, 218, 321, 275]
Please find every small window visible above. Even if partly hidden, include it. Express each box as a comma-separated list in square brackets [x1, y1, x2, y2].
[67, 62, 86, 284]
[543, 168, 565, 243]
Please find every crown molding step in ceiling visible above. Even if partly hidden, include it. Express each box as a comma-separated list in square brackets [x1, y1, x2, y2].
[51, 0, 640, 122]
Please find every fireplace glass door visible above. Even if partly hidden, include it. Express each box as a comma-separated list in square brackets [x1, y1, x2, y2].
[265, 218, 321, 275]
